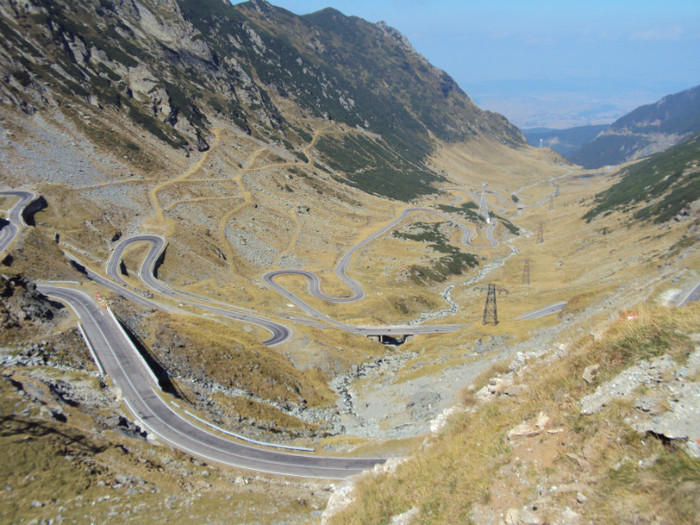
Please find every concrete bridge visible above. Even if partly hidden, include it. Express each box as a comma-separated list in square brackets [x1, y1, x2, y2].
[356, 326, 415, 345]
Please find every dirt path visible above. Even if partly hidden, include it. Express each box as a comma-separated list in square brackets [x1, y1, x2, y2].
[146, 127, 222, 230]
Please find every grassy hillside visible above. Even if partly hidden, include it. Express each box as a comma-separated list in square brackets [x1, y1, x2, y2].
[0, 0, 523, 202]
[583, 132, 700, 224]
[614, 85, 700, 135]
[570, 133, 652, 169]
[330, 304, 700, 524]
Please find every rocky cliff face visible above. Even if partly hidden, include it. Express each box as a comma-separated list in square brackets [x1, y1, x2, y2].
[0, 274, 69, 351]
[0, 0, 523, 200]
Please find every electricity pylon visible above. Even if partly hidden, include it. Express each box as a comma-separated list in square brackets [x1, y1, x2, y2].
[536, 221, 544, 244]
[475, 284, 509, 325]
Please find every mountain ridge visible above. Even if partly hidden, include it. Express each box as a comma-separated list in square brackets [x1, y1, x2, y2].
[0, 0, 524, 200]
[570, 84, 700, 168]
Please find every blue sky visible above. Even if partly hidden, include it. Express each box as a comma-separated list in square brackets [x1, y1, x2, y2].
[235, 1, 700, 129]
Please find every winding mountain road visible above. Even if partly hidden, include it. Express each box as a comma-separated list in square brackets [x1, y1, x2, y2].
[0, 189, 36, 253]
[262, 206, 499, 316]
[1, 184, 604, 480]
[37, 285, 385, 479]
[105, 235, 292, 346]
[104, 208, 489, 342]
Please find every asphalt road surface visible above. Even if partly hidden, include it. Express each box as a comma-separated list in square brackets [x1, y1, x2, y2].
[517, 301, 568, 320]
[261, 206, 497, 338]
[678, 279, 700, 306]
[0, 189, 36, 253]
[37, 285, 386, 479]
[106, 235, 292, 345]
[0, 220, 18, 254]
[104, 231, 468, 340]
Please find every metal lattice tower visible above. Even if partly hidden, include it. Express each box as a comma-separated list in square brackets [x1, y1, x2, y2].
[549, 196, 554, 210]
[555, 184, 560, 197]
[521, 259, 531, 286]
[536, 221, 544, 244]
[483, 284, 498, 325]
[476, 284, 509, 325]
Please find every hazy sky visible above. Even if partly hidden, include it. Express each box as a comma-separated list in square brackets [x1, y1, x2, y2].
[235, 0, 700, 129]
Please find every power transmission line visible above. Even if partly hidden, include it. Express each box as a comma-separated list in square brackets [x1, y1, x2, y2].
[475, 283, 509, 325]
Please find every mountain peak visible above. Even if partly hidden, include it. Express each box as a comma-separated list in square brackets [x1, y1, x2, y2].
[375, 20, 416, 55]
[0, 0, 523, 199]
[248, 0, 273, 13]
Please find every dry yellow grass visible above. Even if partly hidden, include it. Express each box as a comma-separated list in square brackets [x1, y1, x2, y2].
[0, 366, 331, 525]
[332, 302, 700, 524]
[140, 312, 337, 408]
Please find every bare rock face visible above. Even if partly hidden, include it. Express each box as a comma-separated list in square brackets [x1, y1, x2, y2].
[581, 344, 700, 458]
[196, 129, 210, 152]
[580, 355, 676, 415]
[581, 363, 599, 384]
[134, 0, 215, 63]
[0, 274, 65, 333]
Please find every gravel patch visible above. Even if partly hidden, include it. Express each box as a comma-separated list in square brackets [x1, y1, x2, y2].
[0, 112, 128, 187]
[225, 218, 279, 268]
[580, 354, 676, 415]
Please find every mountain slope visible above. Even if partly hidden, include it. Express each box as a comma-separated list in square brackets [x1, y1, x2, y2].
[583, 131, 700, 224]
[0, 0, 524, 201]
[0, 0, 542, 454]
[570, 85, 700, 169]
[1, 2, 699, 523]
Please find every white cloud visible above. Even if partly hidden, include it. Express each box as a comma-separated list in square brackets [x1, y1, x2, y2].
[630, 26, 684, 42]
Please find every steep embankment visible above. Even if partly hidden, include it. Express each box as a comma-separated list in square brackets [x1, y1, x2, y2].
[324, 133, 700, 524]
[4, 1, 698, 523]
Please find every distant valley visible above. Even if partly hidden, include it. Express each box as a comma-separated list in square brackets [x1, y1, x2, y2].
[522, 124, 609, 157]
[523, 84, 700, 169]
